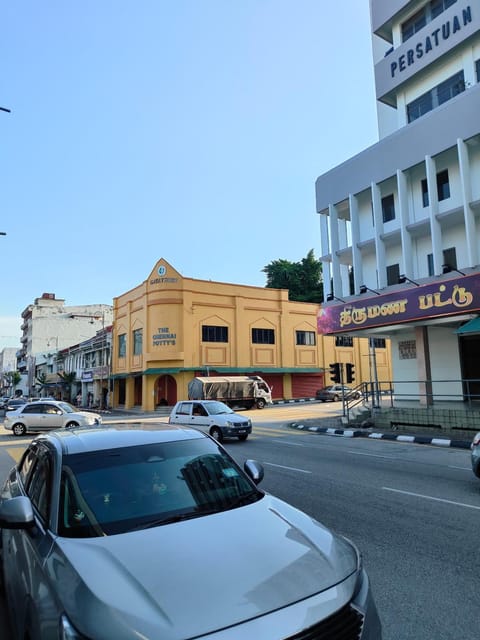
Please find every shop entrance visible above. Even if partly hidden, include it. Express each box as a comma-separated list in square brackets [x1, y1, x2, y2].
[459, 334, 480, 400]
[155, 375, 177, 407]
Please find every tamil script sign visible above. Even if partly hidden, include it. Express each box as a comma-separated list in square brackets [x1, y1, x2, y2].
[317, 273, 480, 335]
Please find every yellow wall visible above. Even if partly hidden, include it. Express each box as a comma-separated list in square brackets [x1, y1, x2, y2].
[111, 259, 392, 410]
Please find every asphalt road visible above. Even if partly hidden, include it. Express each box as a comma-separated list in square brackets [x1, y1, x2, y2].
[0, 403, 478, 639]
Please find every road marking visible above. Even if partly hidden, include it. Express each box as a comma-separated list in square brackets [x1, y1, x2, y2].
[348, 450, 395, 459]
[382, 486, 480, 510]
[448, 465, 471, 471]
[3, 447, 25, 463]
[264, 462, 311, 474]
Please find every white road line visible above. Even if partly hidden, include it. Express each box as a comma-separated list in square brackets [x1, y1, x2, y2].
[264, 462, 312, 474]
[273, 440, 308, 447]
[448, 465, 471, 471]
[348, 450, 396, 459]
[382, 486, 480, 510]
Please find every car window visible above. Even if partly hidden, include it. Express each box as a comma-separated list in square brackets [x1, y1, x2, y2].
[192, 403, 208, 417]
[26, 448, 53, 523]
[57, 438, 262, 538]
[176, 402, 192, 415]
[205, 402, 233, 415]
[21, 403, 43, 414]
[18, 447, 38, 487]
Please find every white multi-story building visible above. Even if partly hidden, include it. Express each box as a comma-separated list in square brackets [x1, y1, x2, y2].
[316, 1, 480, 404]
[17, 292, 113, 396]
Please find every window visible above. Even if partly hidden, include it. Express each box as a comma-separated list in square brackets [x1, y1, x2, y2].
[436, 170, 450, 201]
[421, 179, 429, 207]
[133, 328, 143, 356]
[296, 330, 316, 346]
[431, 0, 457, 19]
[252, 328, 275, 344]
[407, 71, 464, 122]
[402, 8, 426, 42]
[387, 264, 400, 286]
[27, 449, 52, 523]
[118, 334, 126, 358]
[335, 336, 353, 347]
[427, 253, 434, 276]
[202, 325, 228, 343]
[371, 338, 386, 349]
[402, 1, 457, 42]
[476, 59, 480, 83]
[443, 247, 457, 270]
[421, 170, 450, 207]
[382, 194, 395, 223]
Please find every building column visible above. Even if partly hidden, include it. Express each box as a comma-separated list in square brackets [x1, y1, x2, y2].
[371, 183, 386, 288]
[415, 327, 433, 406]
[397, 169, 413, 277]
[143, 373, 155, 411]
[349, 194, 363, 294]
[124, 376, 135, 409]
[425, 155, 443, 275]
[457, 138, 477, 267]
[328, 204, 342, 296]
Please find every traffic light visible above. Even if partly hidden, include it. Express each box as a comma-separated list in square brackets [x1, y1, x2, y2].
[329, 362, 341, 383]
[346, 362, 355, 383]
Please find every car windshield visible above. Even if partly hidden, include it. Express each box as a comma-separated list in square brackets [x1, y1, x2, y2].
[57, 402, 78, 414]
[205, 401, 234, 415]
[58, 437, 262, 538]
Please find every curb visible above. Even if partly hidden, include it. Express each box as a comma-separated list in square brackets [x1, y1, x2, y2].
[288, 422, 472, 450]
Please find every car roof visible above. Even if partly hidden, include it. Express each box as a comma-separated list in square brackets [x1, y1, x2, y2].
[33, 423, 206, 455]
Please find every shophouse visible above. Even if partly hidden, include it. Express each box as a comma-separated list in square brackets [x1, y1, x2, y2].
[110, 259, 391, 411]
[316, 1, 480, 419]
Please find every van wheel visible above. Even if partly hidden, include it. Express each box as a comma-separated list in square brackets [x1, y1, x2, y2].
[210, 427, 223, 442]
[256, 398, 266, 409]
[13, 423, 27, 436]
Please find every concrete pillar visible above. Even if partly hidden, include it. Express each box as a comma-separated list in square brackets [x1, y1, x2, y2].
[415, 326, 433, 406]
[349, 194, 363, 294]
[457, 138, 477, 267]
[397, 169, 413, 277]
[328, 204, 342, 297]
[371, 182, 386, 288]
[425, 155, 443, 275]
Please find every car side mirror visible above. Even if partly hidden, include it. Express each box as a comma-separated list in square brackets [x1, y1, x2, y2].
[244, 459, 264, 485]
[0, 496, 35, 529]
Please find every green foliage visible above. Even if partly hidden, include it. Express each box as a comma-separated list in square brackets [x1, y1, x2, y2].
[4, 370, 22, 390]
[262, 249, 323, 303]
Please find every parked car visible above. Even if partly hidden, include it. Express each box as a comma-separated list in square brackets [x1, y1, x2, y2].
[2, 397, 28, 412]
[0, 424, 382, 640]
[169, 399, 252, 442]
[3, 399, 102, 436]
[471, 432, 480, 479]
[316, 385, 361, 402]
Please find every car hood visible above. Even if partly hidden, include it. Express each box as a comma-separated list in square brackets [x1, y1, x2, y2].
[48, 495, 357, 640]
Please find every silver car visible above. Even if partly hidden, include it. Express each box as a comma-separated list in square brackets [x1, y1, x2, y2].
[316, 385, 360, 402]
[0, 424, 381, 639]
[3, 399, 102, 436]
[169, 399, 252, 442]
[471, 432, 480, 478]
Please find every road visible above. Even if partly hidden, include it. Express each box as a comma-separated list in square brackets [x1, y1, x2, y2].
[0, 403, 478, 639]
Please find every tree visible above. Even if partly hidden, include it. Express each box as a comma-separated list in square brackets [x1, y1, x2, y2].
[4, 371, 22, 396]
[57, 371, 77, 402]
[262, 249, 323, 303]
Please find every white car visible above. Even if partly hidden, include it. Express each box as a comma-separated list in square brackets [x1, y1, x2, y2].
[4, 400, 102, 436]
[169, 400, 252, 442]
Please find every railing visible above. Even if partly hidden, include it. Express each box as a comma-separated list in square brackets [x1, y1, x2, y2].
[350, 379, 480, 411]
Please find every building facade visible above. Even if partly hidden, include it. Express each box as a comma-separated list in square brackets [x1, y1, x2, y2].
[17, 292, 113, 396]
[110, 259, 392, 411]
[316, 1, 480, 404]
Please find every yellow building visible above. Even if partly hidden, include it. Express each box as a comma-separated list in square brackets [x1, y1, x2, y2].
[111, 259, 392, 410]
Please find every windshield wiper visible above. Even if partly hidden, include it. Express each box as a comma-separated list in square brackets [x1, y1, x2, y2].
[225, 491, 261, 510]
[129, 508, 219, 531]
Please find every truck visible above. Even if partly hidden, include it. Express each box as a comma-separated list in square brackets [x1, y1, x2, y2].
[187, 375, 273, 409]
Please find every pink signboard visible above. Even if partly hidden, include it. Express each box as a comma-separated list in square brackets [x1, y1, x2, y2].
[317, 273, 480, 335]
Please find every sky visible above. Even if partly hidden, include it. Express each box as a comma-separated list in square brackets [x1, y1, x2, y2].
[0, 1, 379, 349]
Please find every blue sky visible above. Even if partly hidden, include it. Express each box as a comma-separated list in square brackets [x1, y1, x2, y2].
[0, 1, 378, 349]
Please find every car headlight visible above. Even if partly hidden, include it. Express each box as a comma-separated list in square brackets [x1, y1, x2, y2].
[59, 614, 89, 640]
[226, 420, 234, 427]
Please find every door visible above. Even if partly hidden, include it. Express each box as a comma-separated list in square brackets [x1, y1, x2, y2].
[170, 401, 193, 425]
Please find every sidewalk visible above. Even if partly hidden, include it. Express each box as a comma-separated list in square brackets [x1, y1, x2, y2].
[288, 417, 474, 450]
